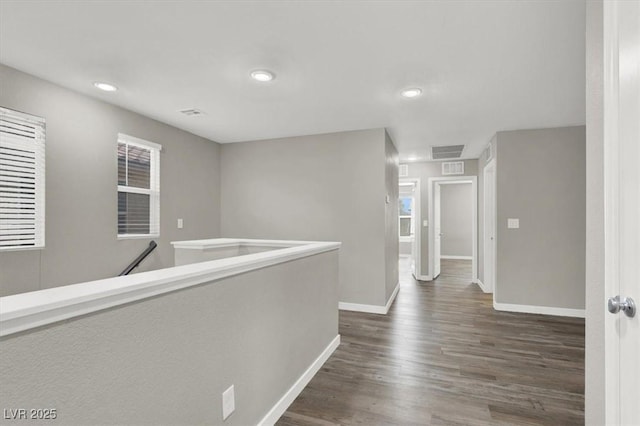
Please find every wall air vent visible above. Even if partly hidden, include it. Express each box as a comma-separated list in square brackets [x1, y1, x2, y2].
[179, 109, 205, 116]
[431, 144, 465, 160]
[442, 161, 464, 175]
[399, 164, 409, 177]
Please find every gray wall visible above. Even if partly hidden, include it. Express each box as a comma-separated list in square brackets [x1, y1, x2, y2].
[0, 251, 339, 426]
[402, 160, 479, 277]
[440, 183, 473, 257]
[585, 0, 604, 423]
[0, 65, 221, 297]
[495, 126, 586, 309]
[220, 128, 395, 307]
[384, 131, 399, 300]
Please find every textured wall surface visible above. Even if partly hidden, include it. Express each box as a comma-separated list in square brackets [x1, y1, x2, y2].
[0, 65, 221, 296]
[220, 129, 391, 306]
[495, 126, 586, 309]
[0, 251, 339, 426]
[440, 183, 473, 257]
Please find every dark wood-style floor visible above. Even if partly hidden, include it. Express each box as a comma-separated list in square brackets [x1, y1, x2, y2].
[277, 259, 585, 426]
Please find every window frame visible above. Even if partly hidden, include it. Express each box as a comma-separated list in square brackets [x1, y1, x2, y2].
[117, 133, 161, 240]
[0, 107, 46, 251]
[398, 195, 414, 242]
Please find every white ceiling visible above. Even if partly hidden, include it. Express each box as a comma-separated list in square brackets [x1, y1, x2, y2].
[0, 0, 585, 161]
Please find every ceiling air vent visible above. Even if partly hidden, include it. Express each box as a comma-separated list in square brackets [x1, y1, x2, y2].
[179, 108, 205, 116]
[442, 161, 464, 175]
[431, 144, 465, 160]
[399, 164, 409, 177]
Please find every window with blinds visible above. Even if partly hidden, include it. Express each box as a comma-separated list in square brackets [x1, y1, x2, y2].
[117, 134, 161, 238]
[0, 107, 46, 250]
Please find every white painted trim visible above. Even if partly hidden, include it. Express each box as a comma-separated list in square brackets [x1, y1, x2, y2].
[118, 133, 163, 151]
[338, 302, 387, 314]
[0, 239, 340, 337]
[493, 302, 585, 318]
[339, 282, 400, 315]
[400, 177, 422, 278]
[414, 274, 433, 281]
[440, 255, 472, 260]
[384, 282, 400, 313]
[472, 278, 491, 293]
[258, 335, 340, 426]
[603, 1, 621, 421]
[117, 233, 160, 240]
[427, 176, 478, 283]
[399, 254, 411, 259]
[483, 158, 497, 298]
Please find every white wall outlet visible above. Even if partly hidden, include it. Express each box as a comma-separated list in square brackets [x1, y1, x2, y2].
[222, 385, 235, 420]
[507, 218, 520, 229]
[423, 220, 428, 227]
[177, 218, 183, 229]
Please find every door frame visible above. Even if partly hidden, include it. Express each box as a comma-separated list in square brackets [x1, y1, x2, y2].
[483, 159, 497, 295]
[603, 0, 640, 421]
[427, 176, 477, 282]
[400, 178, 422, 279]
[603, 0, 620, 417]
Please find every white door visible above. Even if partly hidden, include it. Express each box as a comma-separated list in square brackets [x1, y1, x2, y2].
[604, 1, 640, 423]
[433, 183, 441, 279]
[483, 161, 496, 293]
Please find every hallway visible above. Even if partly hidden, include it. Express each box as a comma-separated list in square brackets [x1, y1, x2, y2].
[278, 259, 585, 425]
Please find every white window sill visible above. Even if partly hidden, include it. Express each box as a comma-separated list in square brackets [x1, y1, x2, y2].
[118, 234, 160, 240]
[399, 236, 414, 243]
[0, 246, 45, 252]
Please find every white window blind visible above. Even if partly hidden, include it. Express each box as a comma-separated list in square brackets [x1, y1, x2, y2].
[117, 134, 161, 238]
[0, 107, 46, 250]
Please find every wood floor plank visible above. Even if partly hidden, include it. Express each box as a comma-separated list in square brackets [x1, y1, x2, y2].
[277, 259, 584, 425]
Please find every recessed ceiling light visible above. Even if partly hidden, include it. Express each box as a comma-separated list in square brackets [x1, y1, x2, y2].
[93, 82, 118, 92]
[401, 88, 422, 98]
[408, 156, 418, 161]
[250, 70, 275, 82]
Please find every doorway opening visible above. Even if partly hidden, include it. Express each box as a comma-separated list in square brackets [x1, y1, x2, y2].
[399, 178, 421, 280]
[427, 176, 477, 283]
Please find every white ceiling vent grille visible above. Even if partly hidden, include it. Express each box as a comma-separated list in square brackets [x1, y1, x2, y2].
[399, 164, 409, 177]
[179, 109, 205, 117]
[431, 144, 465, 160]
[442, 161, 464, 176]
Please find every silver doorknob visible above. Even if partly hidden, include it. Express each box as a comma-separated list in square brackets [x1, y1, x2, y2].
[607, 296, 636, 318]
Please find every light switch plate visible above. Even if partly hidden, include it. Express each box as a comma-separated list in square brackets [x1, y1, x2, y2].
[222, 385, 235, 420]
[423, 220, 428, 227]
[507, 218, 520, 229]
[177, 218, 183, 229]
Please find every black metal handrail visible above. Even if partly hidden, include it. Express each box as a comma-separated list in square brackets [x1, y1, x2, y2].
[119, 240, 158, 276]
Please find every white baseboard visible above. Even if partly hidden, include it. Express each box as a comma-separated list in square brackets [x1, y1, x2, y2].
[339, 282, 400, 315]
[440, 255, 473, 260]
[493, 302, 585, 318]
[472, 278, 491, 293]
[414, 274, 432, 281]
[384, 282, 400, 313]
[258, 334, 341, 426]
